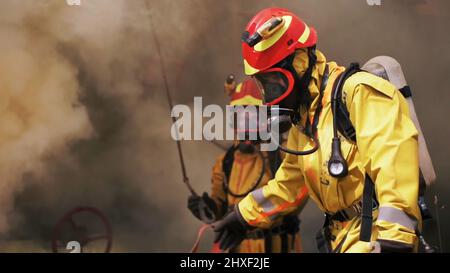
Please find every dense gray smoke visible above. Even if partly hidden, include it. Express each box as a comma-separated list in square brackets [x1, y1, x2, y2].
[0, 0, 448, 252]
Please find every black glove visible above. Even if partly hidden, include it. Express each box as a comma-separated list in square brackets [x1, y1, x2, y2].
[188, 192, 217, 222]
[212, 206, 251, 251]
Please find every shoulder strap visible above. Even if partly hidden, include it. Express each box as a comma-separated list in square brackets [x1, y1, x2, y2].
[267, 149, 283, 178]
[222, 145, 236, 182]
[360, 174, 375, 242]
[332, 63, 374, 243]
[331, 63, 361, 142]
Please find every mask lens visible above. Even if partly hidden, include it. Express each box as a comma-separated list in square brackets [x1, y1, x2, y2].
[255, 71, 290, 104]
[230, 106, 267, 140]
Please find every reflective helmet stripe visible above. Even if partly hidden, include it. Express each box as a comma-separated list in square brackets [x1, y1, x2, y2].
[298, 24, 311, 44]
[244, 59, 260, 75]
[230, 95, 262, 106]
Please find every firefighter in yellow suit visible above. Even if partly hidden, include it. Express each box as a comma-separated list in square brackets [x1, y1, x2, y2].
[188, 77, 307, 253]
[213, 7, 421, 253]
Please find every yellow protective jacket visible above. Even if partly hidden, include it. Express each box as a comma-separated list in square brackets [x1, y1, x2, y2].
[210, 145, 307, 253]
[238, 52, 421, 253]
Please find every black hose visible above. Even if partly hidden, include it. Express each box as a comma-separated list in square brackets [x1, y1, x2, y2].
[270, 131, 320, 156]
[223, 149, 266, 198]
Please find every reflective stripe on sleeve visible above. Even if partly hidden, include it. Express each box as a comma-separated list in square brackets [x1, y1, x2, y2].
[251, 188, 276, 212]
[377, 206, 418, 231]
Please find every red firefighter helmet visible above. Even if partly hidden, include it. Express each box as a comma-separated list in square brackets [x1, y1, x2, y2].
[229, 79, 263, 106]
[242, 7, 318, 75]
[226, 78, 264, 136]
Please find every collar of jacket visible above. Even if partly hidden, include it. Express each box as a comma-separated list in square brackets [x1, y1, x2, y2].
[293, 49, 328, 128]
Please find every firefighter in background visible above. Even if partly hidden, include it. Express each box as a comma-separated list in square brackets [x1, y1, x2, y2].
[188, 77, 307, 253]
[212, 7, 423, 253]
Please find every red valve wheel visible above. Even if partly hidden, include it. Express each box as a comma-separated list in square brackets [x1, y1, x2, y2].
[52, 206, 112, 253]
